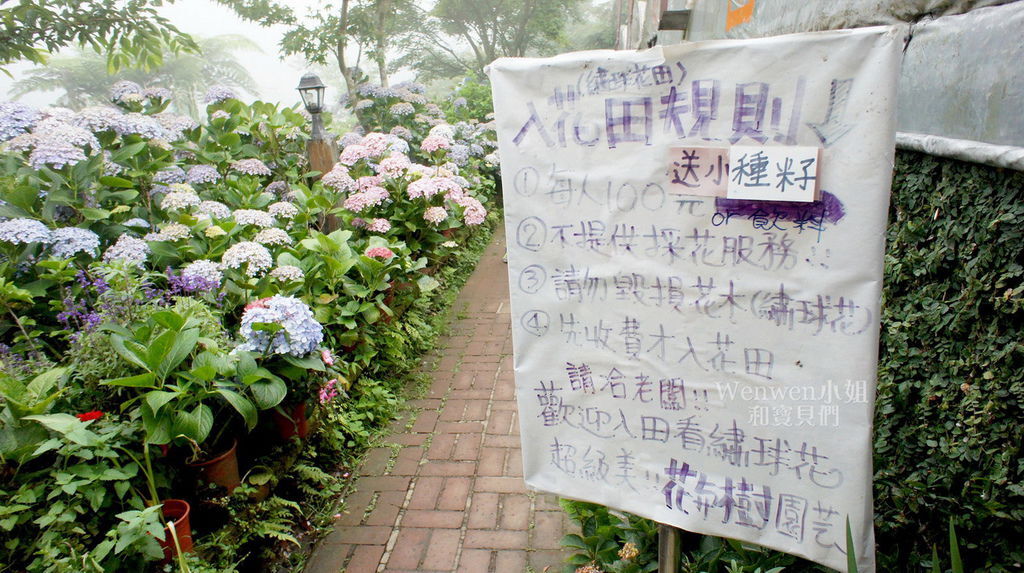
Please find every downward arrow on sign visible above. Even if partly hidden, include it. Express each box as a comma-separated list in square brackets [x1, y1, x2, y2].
[807, 78, 854, 147]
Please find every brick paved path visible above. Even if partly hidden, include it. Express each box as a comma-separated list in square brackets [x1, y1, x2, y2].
[305, 227, 573, 572]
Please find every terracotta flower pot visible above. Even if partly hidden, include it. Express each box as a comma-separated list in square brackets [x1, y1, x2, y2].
[188, 438, 241, 494]
[271, 402, 310, 440]
[159, 499, 193, 563]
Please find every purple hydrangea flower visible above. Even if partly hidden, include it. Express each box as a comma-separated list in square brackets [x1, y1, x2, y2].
[143, 87, 173, 100]
[230, 158, 272, 176]
[389, 102, 414, 116]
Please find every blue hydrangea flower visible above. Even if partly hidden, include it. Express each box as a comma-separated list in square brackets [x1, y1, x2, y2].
[102, 234, 149, 268]
[186, 164, 220, 184]
[112, 113, 169, 140]
[0, 218, 52, 244]
[389, 102, 414, 116]
[49, 227, 100, 258]
[143, 87, 172, 100]
[72, 106, 122, 133]
[203, 86, 238, 104]
[0, 101, 41, 142]
[28, 139, 87, 169]
[153, 166, 186, 184]
[110, 81, 143, 103]
[157, 113, 198, 141]
[238, 295, 323, 357]
[449, 144, 470, 166]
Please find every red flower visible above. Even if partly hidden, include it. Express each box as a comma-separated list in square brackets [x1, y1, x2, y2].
[76, 410, 104, 422]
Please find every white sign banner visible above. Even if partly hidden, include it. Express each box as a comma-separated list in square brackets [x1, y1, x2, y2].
[488, 26, 904, 571]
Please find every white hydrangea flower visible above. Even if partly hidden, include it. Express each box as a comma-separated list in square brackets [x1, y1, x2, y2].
[254, 228, 291, 246]
[102, 234, 149, 268]
[267, 201, 298, 219]
[269, 265, 304, 282]
[233, 209, 276, 228]
[221, 241, 273, 277]
[160, 189, 201, 211]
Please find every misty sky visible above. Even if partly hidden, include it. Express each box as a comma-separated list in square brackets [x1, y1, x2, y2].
[2, 0, 330, 109]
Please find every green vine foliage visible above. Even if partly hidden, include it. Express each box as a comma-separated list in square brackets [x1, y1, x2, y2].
[874, 151, 1024, 570]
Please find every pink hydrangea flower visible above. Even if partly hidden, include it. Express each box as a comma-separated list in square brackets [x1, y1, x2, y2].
[456, 195, 487, 226]
[339, 144, 371, 165]
[376, 152, 411, 178]
[366, 218, 392, 233]
[322, 164, 356, 192]
[359, 132, 390, 157]
[423, 206, 448, 224]
[356, 175, 383, 191]
[342, 187, 389, 212]
[365, 246, 395, 259]
[420, 134, 451, 153]
[321, 349, 335, 367]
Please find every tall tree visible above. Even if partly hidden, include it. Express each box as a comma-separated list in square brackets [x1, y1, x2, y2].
[430, 0, 584, 75]
[279, 0, 419, 99]
[8, 36, 260, 117]
[0, 0, 198, 73]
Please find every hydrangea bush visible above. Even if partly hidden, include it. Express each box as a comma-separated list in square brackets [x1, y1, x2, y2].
[0, 78, 501, 571]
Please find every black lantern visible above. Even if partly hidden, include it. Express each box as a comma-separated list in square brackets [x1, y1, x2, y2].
[296, 72, 326, 114]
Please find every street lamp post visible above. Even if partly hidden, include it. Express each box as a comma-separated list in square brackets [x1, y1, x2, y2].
[297, 72, 337, 177]
[297, 72, 340, 229]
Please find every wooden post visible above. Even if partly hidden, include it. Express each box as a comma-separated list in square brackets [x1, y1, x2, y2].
[306, 111, 340, 231]
[658, 523, 682, 573]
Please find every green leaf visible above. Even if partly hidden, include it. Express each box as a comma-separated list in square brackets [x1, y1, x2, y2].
[250, 377, 287, 410]
[283, 353, 325, 371]
[144, 390, 178, 416]
[560, 533, 588, 550]
[99, 176, 135, 188]
[26, 367, 67, 397]
[217, 389, 257, 430]
[24, 414, 81, 434]
[102, 373, 156, 388]
[109, 335, 150, 371]
[417, 275, 440, 293]
[949, 518, 963, 573]
[846, 517, 858, 573]
[80, 208, 111, 221]
[156, 328, 200, 380]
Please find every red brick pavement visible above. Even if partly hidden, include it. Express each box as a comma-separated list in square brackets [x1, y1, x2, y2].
[305, 228, 572, 573]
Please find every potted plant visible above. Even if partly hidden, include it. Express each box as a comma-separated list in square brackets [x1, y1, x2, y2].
[101, 308, 283, 492]
[236, 294, 350, 439]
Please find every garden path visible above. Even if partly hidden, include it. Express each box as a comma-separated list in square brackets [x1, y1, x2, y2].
[305, 227, 573, 572]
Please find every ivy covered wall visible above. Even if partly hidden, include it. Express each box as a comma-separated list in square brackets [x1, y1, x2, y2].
[874, 151, 1024, 570]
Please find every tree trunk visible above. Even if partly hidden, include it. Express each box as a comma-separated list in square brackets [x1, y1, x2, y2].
[375, 0, 390, 87]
